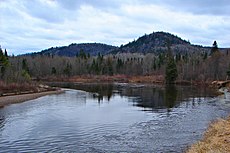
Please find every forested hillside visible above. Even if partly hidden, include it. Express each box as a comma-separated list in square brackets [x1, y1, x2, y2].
[31, 43, 117, 57]
[112, 32, 210, 55]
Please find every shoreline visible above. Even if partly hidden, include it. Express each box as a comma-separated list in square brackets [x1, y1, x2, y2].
[0, 89, 64, 107]
[187, 116, 230, 153]
[187, 91, 230, 152]
[38, 75, 205, 85]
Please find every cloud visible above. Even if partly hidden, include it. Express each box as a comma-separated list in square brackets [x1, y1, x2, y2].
[21, 0, 74, 23]
[0, 0, 230, 55]
[143, 0, 230, 16]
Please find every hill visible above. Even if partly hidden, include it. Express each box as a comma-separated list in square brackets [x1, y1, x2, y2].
[111, 31, 209, 54]
[34, 43, 117, 57]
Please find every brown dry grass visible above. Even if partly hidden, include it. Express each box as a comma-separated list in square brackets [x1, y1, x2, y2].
[0, 81, 58, 96]
[187, 116, 230, 153]
[41, 75, 165, 84]
[0, 81, 37, 95]
[68, 75, 130, 83]
[128, 75, 164, 83]
[38, 75, 215, 86]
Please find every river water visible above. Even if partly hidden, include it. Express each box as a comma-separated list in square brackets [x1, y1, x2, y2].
[0, 83, 229, 152]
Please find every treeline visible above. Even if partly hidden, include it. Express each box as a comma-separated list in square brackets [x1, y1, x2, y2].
[1, 42, 230, 83]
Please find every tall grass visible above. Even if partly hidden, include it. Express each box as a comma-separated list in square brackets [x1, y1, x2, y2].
[187, 116, 230, 153]
[0, 81, 38, 95]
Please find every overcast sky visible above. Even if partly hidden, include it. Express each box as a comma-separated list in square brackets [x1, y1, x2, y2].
[1, 0, 230, 55]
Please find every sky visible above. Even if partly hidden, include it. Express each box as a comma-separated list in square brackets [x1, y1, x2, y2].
[1, 0, 230, 55]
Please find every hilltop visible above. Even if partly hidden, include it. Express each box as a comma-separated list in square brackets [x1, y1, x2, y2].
[111, 31, 209, 54]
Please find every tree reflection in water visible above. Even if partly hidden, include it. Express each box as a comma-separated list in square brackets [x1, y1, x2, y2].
[122, 85, 179, 111]
[48, 82, 217, 112]
[165, 85, 177, 109]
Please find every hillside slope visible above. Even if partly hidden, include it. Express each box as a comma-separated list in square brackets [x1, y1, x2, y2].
[36, 43, 117, 57]
[111, 31, 209, 54]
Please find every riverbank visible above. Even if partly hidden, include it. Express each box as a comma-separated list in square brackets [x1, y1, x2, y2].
[0, 82, 64, 107]
[37, 75, 164, 84]
[38, 75, 216, 86]
[187, 90, 230, 153]
[187, 116, 230, 153]
[0, 89, 64, 107]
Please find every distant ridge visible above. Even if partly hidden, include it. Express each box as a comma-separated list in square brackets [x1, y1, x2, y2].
[33, 43, 118, 57]
[27, 31, 226, 57]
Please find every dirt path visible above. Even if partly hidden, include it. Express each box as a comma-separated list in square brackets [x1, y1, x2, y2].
[0, 90, 64, 107]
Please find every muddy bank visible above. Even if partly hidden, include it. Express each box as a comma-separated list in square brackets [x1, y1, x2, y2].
[0, 89, 64, 107]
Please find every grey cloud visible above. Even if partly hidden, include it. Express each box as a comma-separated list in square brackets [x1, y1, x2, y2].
[56, 0, 230, 16]
[21, 0, 71, 23]
[143, 0, 230, 16]
[20, 0, 123, 23]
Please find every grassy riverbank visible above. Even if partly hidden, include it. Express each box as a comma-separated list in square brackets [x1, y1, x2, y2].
[187, 116, 230, 153]
[0, 81, 60, 96]
[37, 75, 216, 86]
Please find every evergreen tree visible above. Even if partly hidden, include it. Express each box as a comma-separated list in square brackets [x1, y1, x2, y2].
[4, 49, 8, 57]
[63, 63, 72, 76]
[203, 52, 208, 60]
[165, 42, 178, 84]
[210, 41, 221, 80]
[210, 40, 218, 56]
[116, 58, 123, 72]
[21, 58, 31, 80]
[22, 58, 29, 73]
[0, 47, 9, 79]
[0, 47, 3, 56]
[79, 49, 87, 59]
[106, 58, 113, 75]
[51, 67, 57, 75]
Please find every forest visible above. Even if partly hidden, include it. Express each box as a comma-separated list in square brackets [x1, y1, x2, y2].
[1, 41, 230, 85]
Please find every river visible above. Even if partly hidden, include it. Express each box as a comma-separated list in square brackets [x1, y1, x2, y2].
[0, 83, 229, 152]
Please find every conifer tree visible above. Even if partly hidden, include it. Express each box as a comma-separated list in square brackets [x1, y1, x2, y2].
[210, 41, 221, 80]
[165, 42, 178, 84]
[0, 47, 9, 79]
[210, 41, 218, 56]
[51, 67, 57, 75]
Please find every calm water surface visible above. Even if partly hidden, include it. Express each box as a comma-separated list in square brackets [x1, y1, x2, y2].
[0, 83, 229, 152]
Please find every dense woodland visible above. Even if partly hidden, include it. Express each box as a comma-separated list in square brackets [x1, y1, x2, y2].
[1, 41, 230, 84]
